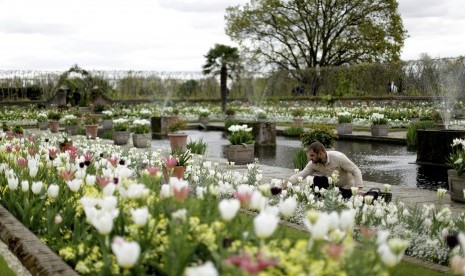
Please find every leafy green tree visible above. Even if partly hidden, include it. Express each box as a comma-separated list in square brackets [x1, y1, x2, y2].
[226, 0, 407, 91]
[178, 79, 199, 98]
[202, 44, 242, 112]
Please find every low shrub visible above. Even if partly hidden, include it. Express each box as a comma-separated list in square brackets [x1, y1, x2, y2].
[293, 147, 308, 170]
[300, 124, 338, 148]
[187, 138, 207, 155]
[283, 126, 304, 137]
[406, 120, 436, 151]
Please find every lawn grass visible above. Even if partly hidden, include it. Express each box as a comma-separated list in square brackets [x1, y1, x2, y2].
[0, 254, 16, 276]
[392, 262, 450, 276]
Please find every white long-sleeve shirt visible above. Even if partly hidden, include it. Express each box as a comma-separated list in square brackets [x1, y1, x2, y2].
[289, 150, 363, 189]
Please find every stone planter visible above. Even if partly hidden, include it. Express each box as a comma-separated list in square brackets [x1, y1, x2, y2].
[132, 133, 151, 148]
[199, 117, 209, 126]
[168, 133, 188, 151]
[371, 124, 389, 137]
[113, 131, 130, 145]
[37, 121, 48, 130]
[337, 123, 353, 135]
[102, 119, 114, 130]
[65, 124, 79, 135]
[293, 118, 304, 127]
[85, 125, 99, 139]
[49, 121, 60, 133]
[226, 144, 255, 165]
[448, 169, 465, 203]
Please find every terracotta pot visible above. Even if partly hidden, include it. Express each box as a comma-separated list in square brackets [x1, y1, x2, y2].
[226, 144, 255, 165]
[49, 121, 60, 133]
[113, 131, 130, 145]
[163, 166, 185, 183]
[168, 133, 188, 151]
[132, 133, 151, 148]
[85, 125, 99, 139]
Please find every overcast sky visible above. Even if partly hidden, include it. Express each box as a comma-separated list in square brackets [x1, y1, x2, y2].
[0, 0, 464, 72]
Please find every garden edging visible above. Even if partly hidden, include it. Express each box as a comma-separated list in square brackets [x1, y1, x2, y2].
[0, 204, 78, 276]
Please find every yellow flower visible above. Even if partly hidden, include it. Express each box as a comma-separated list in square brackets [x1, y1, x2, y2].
[59, 246, 76, 261]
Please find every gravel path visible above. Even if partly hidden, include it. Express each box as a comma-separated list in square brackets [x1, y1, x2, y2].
[0, 239, 31, 276]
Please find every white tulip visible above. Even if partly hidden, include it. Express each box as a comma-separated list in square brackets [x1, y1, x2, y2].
[172, 209, 187, 222]
[111, 237, 141, 269]
[160, 184, 171, 199]
[253, 211, 280, 239]
[29, 166, 38, 178]
[278, 197, 298, 218]
[377, 244, 397, 267]
[7, 176, 18, 190]
[67, 179, 82, 192]
[85, 174, 96, 186]
[218, 199, 240, 221]
[91, 212, 114, 235]
[130, 207, 149, 226]
[47, 184, 59, 198]
[185, 261, 218, 276]
[21, 180, 29, 192]
[31, 181, 43, 194]
[339, 209, 355, 231]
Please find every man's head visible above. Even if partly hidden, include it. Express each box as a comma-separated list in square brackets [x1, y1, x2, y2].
[306, 141, 327, 164]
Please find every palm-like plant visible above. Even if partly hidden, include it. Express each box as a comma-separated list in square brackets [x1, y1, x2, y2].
[202, 44, 241, 112]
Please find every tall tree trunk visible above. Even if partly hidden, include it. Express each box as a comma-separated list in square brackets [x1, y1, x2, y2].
[220, 65, 228, 112]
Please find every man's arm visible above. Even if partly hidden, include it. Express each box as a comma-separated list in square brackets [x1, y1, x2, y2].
[288, 161, 314, 184]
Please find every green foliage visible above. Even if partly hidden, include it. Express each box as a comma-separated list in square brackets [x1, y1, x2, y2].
[228, 125, 254, 145]
[113, 118, 129, 132]
[225, 119, 239, 131]
[187, 138, 207, 155]
[226, 0, 407, 70]
[257, 112, 267, 120]
[447, 139, 465, 176]
[2, 121, 9, 131]
[168, 119, 187, 133]
[93, 103, 107, 113]
[202, 43, 242, 112]
[406, 120, 436, 151]
[0, 255, 16, 276]
[84, 114, 98, 125]
[171, 148, 193, 167]
[178, 79, 199, 98]
[300, 125, 338, 148]
[101, 130, 114, 140]
[225, 107, 236, 116]
[132, 119, 151, 134]
[283, 126, 304, 137]
[13, 124, 24, 135]
[291, 108, 305, 118]
[337, 112, 353, 123]
[48, 111, 62, 121]
[293, 147, 308, 170]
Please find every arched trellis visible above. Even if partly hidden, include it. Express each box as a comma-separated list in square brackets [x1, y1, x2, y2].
[54, 64, 112, 106]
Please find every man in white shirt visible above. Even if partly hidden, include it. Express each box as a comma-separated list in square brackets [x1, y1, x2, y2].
[288, 141, 363, 198]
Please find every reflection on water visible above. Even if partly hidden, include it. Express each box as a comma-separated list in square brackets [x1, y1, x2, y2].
[153, 130, 448, 190]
